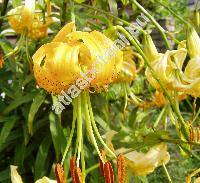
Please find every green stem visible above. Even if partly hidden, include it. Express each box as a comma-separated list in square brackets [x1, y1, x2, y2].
[153, 105, 167, 128]
[75, 2, 146, 35]
[70, 0, 75, 22]
[61, 100, 77, 166]
[4, 32, 25, 59]
[123, 83, 128, 112]
[191, 107, 200, 124]
[155, 0, 189, 26]
[76, 95, 82, 167]
[25, 35, 31, 63]
[115, 25, 187, 128]
[86, 92, 116, 158]
[163, 163, 173, 183]
[82, 92, 104, 163]
[81, 138, 85, 183]
[130, 0, 171, 49]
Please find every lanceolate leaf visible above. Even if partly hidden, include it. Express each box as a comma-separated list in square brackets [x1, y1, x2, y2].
[49, 112, 66, 161]
[0, 116, 19, 150]
[28, 92, 46, 135]
[2, 93, 36, 115]
[34, 135, 51, 180]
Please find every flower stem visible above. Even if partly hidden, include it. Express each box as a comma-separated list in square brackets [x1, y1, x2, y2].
[115, 25, 187, 129]
[155, 0, 189, 26]
[163, 163, 173, 183]
[153, 105, 167, 128]
[61, 100, 77, 166]
[81, 138, 85, 183]
[74, 2, 146, 34]
[82, 91, 104, 163]
[76, 95, 82, 167]
[86, 92, 116, 158]
[130, 0, 171, 49]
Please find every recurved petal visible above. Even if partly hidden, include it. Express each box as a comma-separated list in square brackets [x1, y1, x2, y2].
[32, 42, 82, 94]
[125, 143, 170, 176]
[10, 165, 23, 183]
[53, 22, 76, 42]
[184, 57, 200, 79]
[66, 30, 123, 90]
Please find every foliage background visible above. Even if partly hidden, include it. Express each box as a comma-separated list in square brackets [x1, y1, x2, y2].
[0, 0, 200, 183]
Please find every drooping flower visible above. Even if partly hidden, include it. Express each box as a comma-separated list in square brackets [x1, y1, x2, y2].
[143, 34, 187, 91]
[115, 47, 137, 83]
[176, 27, 200, 97]
[8, 0, 52, 39]
[124, 143, 170, 176]
[104, 131, 170, 177]
[32, 22, 123, 182]
[33, 22, 123, 94]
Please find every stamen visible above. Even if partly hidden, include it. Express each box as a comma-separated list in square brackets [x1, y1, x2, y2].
[104, 161, 115, 183]
[55, 163, 66, 183]
[117, 155, 126, 183]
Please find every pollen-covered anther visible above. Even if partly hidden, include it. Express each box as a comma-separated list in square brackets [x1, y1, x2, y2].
[55, 164, 66, 183]
[117, 155, 126, 183]
[70, 156, 83, 183]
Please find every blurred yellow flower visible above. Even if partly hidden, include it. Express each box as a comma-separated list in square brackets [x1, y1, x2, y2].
[152, 91, 187, 108]
[115, 47, 136, 83]
[125, 143, 170, 176]
[104, 131, 170, 176]
[144, 34, 187, 90]
[8, 0, 52, 39]
[10, 165, 56, 183]
[10, 166, 23, 183]
[33, 22, 123, 94]
[195, 177, 200, 183]
[176, 28, 200, 97]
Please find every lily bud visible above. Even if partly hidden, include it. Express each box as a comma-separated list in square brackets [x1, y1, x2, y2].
[190, 10, 200, 29]
[187, 27, 200, 58]
[143, 34, 160, 62]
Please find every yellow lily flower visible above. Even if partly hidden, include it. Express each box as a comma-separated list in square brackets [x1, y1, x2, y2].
[104, 131, 170, 176]
[115, 47, 136, 83]
[176, 28, 200, 97]
[10, 165, 56, 183]
[8, 0, 52, 39]
[33, 22, 123, 94]
[143, 34, 187, 90]
[125, 143, 170, 176]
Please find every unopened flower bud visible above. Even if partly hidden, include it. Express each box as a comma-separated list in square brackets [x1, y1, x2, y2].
[187, 27, 200, 58]
[142, 34, 159, 62]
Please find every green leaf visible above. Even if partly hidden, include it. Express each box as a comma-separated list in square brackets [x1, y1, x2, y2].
[0, 116, 19, 149]
[34, 135, 51, 180]
[121, 0, 129, 6]
[28, 92, 46, 135]
[73, 0, 86, 3]
[3, 93, 36, 115]
[143, 131, 170, 146]
[108, 0, 118, 16]
[49, 112, 66, 161]
[95, 115, 110, 131]
[0, 168, 10, 182]
[12, 0, 22, 7]
[14, 140, 26, 167]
